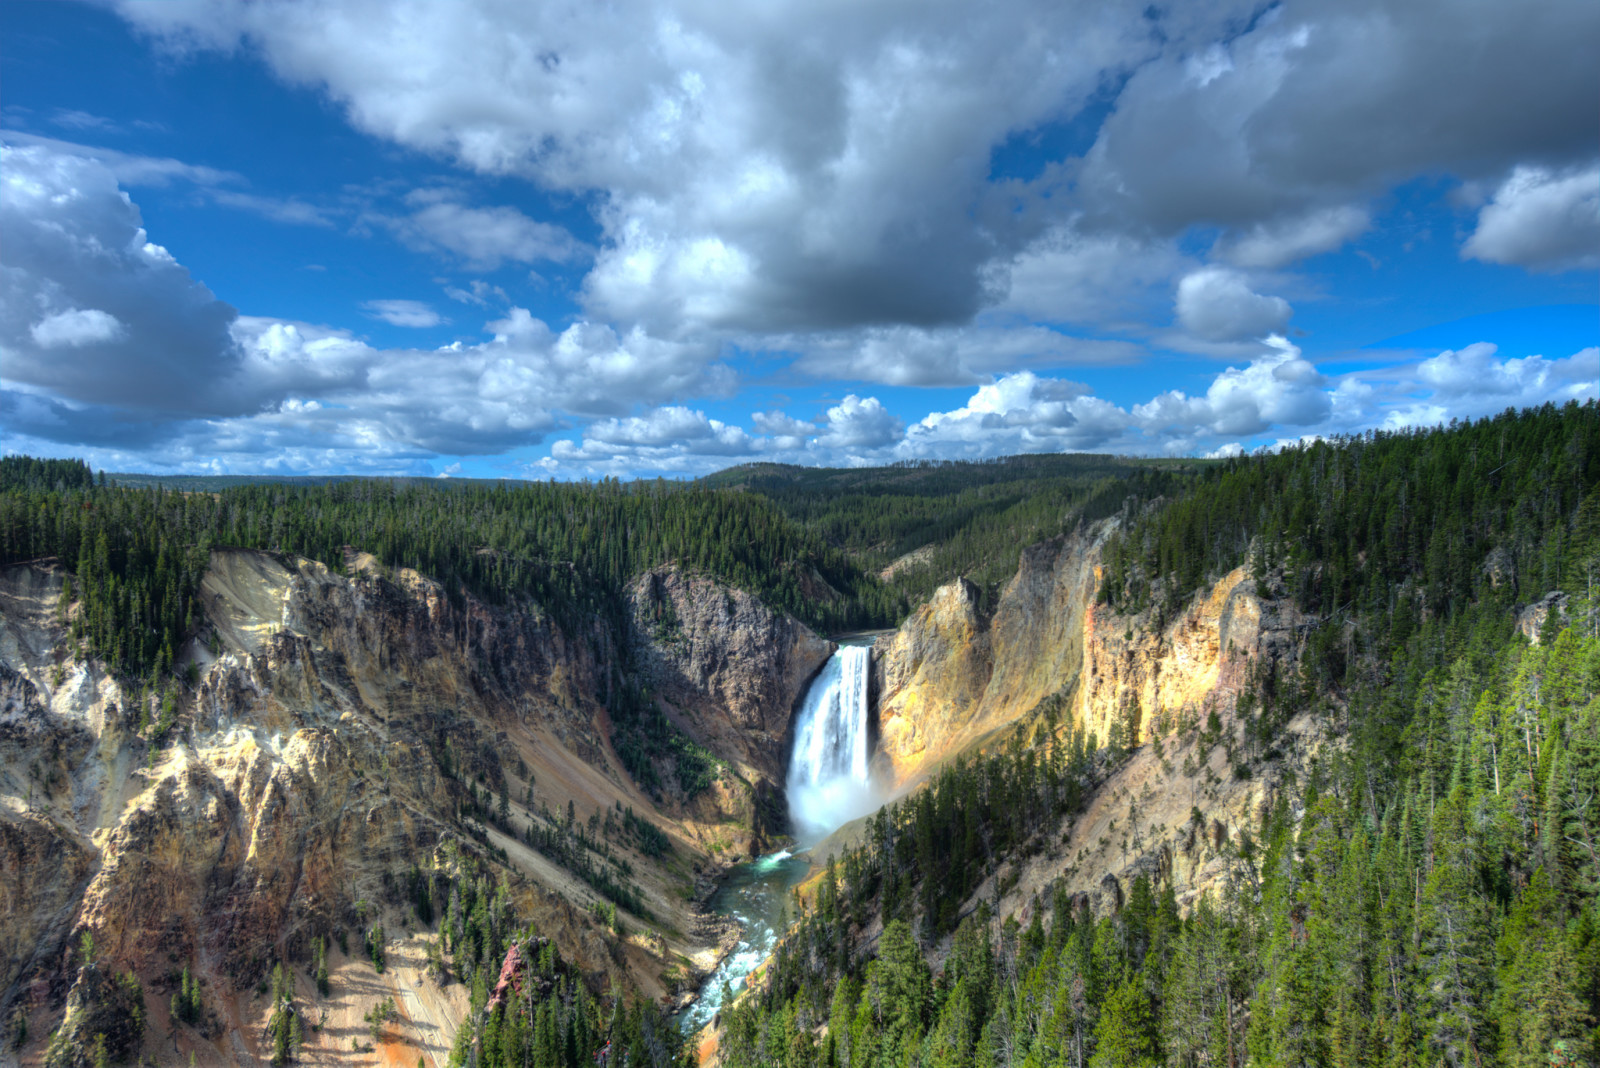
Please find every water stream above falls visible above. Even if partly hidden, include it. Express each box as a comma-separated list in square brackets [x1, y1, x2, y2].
[680, 639, 882, 1033]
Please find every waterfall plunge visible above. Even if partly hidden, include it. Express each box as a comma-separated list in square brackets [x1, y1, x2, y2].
[787, 644, 879, 843]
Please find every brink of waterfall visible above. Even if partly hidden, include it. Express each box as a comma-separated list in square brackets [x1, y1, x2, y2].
[787, 643, 881, 843]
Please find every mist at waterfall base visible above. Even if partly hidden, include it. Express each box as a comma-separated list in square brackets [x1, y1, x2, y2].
[786, 643, 884, 844]
[678, 643, 886, 1034]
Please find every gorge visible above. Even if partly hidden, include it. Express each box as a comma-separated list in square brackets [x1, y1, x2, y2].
[2, 405, 1597, 1068]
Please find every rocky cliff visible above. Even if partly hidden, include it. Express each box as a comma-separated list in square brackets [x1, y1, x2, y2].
[627, 566, 833, 785]
[1, 550, 825, 1066]
[872, 521, 1109, 788]
[868, 523, 1320, 923]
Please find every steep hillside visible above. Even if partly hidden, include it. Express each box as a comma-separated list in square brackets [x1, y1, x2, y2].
[712, 402, 1600, 1068]
[870, 521, 1110, 788]
[0, 548, 824, 1067]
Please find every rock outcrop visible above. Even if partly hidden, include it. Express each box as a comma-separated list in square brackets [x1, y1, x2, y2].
[627, 566, 833, 783]
[1, 550, 826, 1066]
[872, 522, 1109, 787]
[868, 524, 1321, 924]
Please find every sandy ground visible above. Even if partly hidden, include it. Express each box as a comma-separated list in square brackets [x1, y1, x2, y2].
[136, 934, 470, 1068]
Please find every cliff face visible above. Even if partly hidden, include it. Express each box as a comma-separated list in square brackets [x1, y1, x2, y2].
[1, 551, 824, 1065]
[627, 566, 833, 783]
[872, 522, 1109, 787]
[869, 527, 1319, 921]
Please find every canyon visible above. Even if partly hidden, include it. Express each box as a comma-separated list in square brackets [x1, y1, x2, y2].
[3, 520, 1314, 1066]
[1, 550, 828, 1066]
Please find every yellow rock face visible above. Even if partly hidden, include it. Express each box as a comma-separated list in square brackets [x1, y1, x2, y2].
[867, 523, 1324, 924]
[873, 523, 1109, 788]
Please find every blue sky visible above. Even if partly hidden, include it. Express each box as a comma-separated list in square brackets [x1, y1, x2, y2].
[2, 0, 1595, 478]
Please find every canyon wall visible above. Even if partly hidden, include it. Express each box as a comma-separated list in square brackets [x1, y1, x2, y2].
[626, 566, 833, 784]
[869, 523, 1320, 923]
[871, 521, 1109, 787]
[1, 551, 823, 1066]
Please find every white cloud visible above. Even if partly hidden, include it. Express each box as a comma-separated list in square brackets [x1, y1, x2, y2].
[361, 299, 446, 328]
[384, 193, 584, 270]
[114, 0, 1189, 333]
[210, 189, 333, 227]
[30, 308, 126, 348]
[999, 230, 1189, 328]
[1174, 267, 1292, 342]
[51, 109, 118, 132]
[0, 140, 729, 461]
[0, 142, 245, 415]
[104, 0, 1598, 359]
[795, 322, 1141, 387]
[1134, 336, 1329, 438]
[818, 395, 902, 449]
[444, 280, 509, 307]
[0, 130, 240, 188]
[1462, 164, 1600, 271]
[1412, 342, 1597, 409]
[1076, 0, 1599, 236]
[1215, 205, 1370, 269]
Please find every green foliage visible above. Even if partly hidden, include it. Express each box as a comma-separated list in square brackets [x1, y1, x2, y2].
[364, 996, 398, 1042]
[365, 924, 386, 974]
[709, 454, 1204, 610]
[169, 966, 203, 1028]
[266, 963, 299, 1066]
[310, 936, 330, 997]
[432, 857, 682, 1068]
[717, 404, 1600, 1068]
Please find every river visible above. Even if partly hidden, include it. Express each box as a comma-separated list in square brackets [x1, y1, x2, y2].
[677, 849, 811, 1033]
[679, 638, 881, 1034]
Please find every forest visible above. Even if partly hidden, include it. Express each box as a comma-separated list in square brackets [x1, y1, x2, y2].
[704, 454, 1205, 609]
[715, 401, 1600, 1068]
[5, 401, 1598, 1067]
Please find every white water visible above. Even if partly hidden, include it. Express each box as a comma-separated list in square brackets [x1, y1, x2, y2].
[786, 643, 878, 843]
[677, 850, 806, 1034]
[679, 644, 882, 1035]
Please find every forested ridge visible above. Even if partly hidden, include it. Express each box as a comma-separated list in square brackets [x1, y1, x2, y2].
[0, 461, 895, 665]
[705, 455, 1206, 609]
[716, 401, 1600, 1068]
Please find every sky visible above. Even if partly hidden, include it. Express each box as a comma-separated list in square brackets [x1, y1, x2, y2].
[1, 0, 1596, 479]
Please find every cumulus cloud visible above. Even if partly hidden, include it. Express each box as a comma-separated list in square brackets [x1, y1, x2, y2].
[361, 299, 445, 328]
[410, 333, 1596, 478]
[114, 0, 1190, 333]
[1462, 164, 1600, 271]
[1076, 0, 1599, 236]
[795, 323, 1141, 387]
[0, 140, 729, 461]
[0, 143, 245, 416]
[1134, 337, 1330, 439]
[107, 0, 1597, 349]
[1174, 267, 1292, 342]
[817, 395, 902, 449]
[444, 280, 508, 307]
[30, 308, 126, 348]
[999, 230, 1189, 328]
[1410, 342, 1597, 412]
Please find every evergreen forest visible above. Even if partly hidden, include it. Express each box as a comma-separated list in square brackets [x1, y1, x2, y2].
[714, 401, 1600, 1068]
[5, 400, 1599, 1067]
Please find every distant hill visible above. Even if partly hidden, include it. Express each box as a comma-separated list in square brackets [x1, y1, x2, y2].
[104, 472, 535, 491]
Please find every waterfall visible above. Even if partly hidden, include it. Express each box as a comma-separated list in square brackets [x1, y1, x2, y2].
[787, 644, 877, 843]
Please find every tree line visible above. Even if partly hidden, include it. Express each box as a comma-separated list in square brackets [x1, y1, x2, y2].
[716, 402, 1600, 1068]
